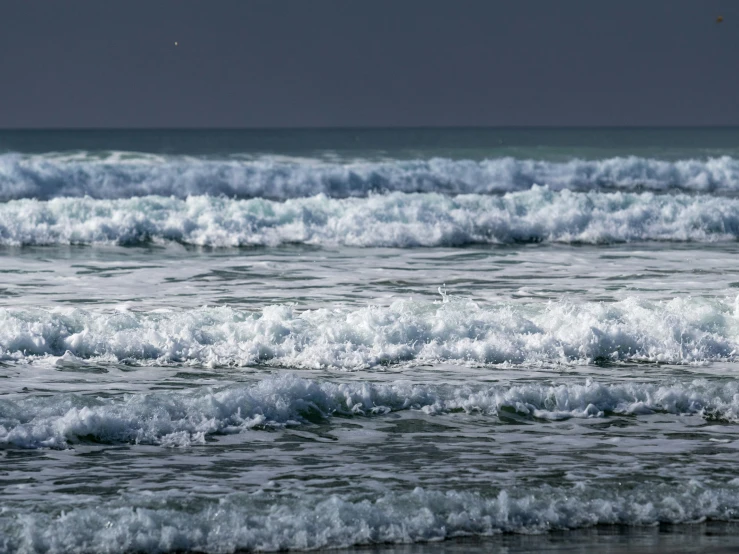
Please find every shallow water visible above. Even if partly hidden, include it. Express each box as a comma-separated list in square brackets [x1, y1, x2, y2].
[2, 129, 739, 553]
[2, 242, 738, 310]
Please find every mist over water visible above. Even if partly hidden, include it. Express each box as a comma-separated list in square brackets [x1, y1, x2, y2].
[3, 129, 739, 553]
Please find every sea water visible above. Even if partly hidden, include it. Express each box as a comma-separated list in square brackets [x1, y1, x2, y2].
[2, 128, 739, 553]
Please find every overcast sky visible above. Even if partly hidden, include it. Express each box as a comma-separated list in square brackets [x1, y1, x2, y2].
[1, 0, 737, 128]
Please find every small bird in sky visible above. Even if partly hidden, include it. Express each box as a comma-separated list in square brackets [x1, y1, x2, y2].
[716, 15, 724, 23]
[174, 41, 179, 46]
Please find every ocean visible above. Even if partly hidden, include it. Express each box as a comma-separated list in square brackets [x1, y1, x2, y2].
[2, 127, 739, 553]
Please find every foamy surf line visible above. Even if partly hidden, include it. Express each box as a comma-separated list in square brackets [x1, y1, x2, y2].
[2, 295, 739, 368]
[3, 188, 739, 246]
[1, 153, 738, 201]
[2, 374, 739, 449]
[2, 481, 739, 553]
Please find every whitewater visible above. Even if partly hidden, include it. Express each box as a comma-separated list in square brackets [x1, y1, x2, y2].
[4, 188, 739, 246]
[2, 295, 739, 367]
[1, 152, 739, 201]
[3, 129, 739, 554]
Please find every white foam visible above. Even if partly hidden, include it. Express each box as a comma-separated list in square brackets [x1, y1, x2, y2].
[2, 295, 738, 369]
[1, 153, 738, 201]
[2, 374, 739, 449]
[2, 481, 739, 552]
[1, 188, 739, 246]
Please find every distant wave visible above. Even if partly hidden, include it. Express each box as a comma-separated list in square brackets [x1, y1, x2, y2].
[1, 152, 738, 200]
[2, 188, 739, 246]
[2, 295, 738, 369]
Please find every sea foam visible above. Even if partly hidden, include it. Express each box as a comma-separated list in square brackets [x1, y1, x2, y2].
[2, 188, 739, 246]
[1, 152, 738, 201]
[1, 295, 738, 369]
[2, 469, 739, 552]
[2, 374, 739, 449]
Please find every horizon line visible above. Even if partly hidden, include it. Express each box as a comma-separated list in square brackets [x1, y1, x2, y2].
[2, 124, 739, 132]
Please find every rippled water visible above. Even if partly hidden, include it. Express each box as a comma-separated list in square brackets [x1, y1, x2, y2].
[2, 129, 739, 553]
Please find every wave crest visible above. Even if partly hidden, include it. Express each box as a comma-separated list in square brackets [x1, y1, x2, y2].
[2, 295, 738, 369]
[1, 153, 738, 200]
[2, 188, 739, 246]
[4, 482, 739, 552]
[2, 374, 739, 449]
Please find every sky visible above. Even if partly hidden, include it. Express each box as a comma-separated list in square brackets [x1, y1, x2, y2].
[1, 0, 737, 128]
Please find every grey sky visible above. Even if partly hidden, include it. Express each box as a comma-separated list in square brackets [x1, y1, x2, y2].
[1, 0, 737, 128]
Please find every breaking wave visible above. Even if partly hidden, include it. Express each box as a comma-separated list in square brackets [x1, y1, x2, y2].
[2, 188, 739, 246]
[3, 480, 739, 552]
[2, 374, 739, 449]
[0, 152, 738, 201]
[2, 295, 739, 369]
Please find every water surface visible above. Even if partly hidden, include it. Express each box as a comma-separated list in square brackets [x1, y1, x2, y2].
[2, 128, 739, 553]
